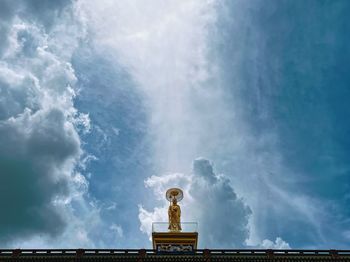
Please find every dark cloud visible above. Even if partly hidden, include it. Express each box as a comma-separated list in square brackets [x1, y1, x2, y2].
[0, 109, 78, 242]
[192, 158, 217, 184]
[0, 0, 85, 244]
[190, 158, 252, 248]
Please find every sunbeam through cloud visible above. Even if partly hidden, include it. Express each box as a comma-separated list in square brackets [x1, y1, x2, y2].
[0, 0, 350, 250]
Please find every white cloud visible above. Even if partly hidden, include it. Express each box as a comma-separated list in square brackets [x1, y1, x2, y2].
[112, 127, 120, 136]
[73, 112, 91, 134]
[260, 237, 291, 249]
[110, 224, 124, 238]
[139, 158, 251, 248]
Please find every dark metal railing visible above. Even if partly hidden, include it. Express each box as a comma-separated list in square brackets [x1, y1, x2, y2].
[0, 249, 350, 257]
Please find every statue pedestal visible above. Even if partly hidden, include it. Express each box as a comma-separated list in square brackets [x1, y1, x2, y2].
[152, 232, 198, 252]
[152, 188, 197, 253]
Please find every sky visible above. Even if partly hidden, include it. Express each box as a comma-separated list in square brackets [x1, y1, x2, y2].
[0, 0, 350, 249]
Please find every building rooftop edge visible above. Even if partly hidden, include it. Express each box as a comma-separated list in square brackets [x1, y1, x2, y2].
[1, 248, 350, 257]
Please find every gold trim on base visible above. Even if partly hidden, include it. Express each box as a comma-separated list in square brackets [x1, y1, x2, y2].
[152, 232, 198, 250]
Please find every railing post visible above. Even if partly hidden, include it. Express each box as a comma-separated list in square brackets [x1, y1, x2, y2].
[266, 249, 274, 259]
[75, 248, 85, 261]
[330, 249, 338, 259]
[12, 249, 21, 258]
[138, 249, 146, 262]
[203, 249, 211, 262]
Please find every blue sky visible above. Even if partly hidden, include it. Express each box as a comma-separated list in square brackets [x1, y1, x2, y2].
[0, 0, 350, 249]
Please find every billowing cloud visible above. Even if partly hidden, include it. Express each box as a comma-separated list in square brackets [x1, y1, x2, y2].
[260, 237, 291, 249]
[139, 158, 252, 248]
[0, 0, 97, 245]
[1, 0, 348, 249]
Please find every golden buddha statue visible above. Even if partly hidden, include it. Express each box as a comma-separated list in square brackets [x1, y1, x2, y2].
[152, 188, 198, 251]
[168, 198, 182, 232]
